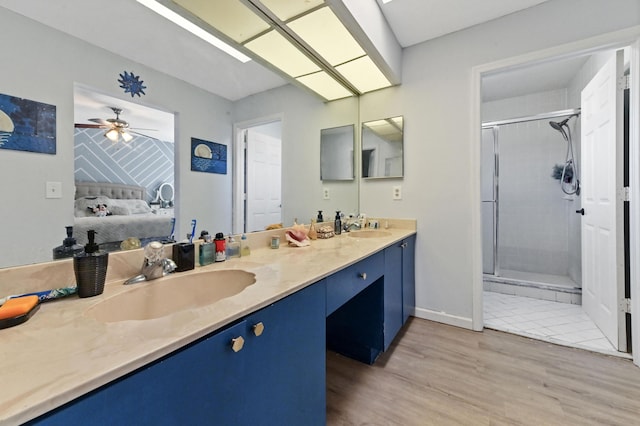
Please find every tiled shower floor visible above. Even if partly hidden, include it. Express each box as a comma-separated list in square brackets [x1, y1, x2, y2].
[483, 291, 629, 358]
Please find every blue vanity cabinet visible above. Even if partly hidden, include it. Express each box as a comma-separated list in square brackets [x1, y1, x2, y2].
[383, 241, 403, 350]
[29, 281, 326, 426]
[240, 280, 326, 425]
[383, 234, 417, 350]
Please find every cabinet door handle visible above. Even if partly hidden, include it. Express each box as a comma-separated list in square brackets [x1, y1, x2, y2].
[358, 272, 367, 280]
[252, 322, 265, 337]
[231, 336, 245, 353]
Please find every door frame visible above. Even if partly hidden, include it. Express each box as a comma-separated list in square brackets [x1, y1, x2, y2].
[470, 27, 640, 365]
[232, 114, 283, 235]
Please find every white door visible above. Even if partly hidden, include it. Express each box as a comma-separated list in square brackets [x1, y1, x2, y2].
[581, 50, 625, 351]
[246, 128, 282, 232]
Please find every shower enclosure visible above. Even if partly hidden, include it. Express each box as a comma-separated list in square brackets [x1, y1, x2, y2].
[481, 109, 582, 301]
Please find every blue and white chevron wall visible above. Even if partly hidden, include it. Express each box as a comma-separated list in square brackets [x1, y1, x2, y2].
[74, 128, 174, 202]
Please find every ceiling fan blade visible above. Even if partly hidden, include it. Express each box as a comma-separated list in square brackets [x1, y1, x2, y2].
[89, 118, 111, 125]
[129, 130, 161, 141]
[75, 123, 107, 129]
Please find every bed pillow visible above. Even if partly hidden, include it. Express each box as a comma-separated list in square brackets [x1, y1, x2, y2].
[111, 199, 152, 215]
[74, 196, 112, 217]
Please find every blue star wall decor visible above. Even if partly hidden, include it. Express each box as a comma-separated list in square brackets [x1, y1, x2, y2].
[118, 71, 147, 97]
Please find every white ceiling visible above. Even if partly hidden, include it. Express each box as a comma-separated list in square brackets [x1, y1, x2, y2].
[376, 0, 551, 48]
[0, 0, 557, 139]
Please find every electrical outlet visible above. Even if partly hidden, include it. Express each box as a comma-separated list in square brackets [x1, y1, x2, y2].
[46, 181, 62, 199]
[323, 187, 330, 200]
[393, 185, 402, 200]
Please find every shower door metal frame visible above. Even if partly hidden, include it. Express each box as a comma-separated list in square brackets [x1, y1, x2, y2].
[481, 107, 581, 278]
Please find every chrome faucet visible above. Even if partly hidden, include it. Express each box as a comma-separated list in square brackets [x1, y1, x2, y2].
[124, 241, 177, 285]
[343, 220, 362, 232]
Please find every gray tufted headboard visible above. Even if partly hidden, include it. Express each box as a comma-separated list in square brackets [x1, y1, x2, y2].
[75, 182, 145, 200]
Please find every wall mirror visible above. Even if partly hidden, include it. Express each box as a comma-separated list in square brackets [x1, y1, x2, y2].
[361, 116, 404, 179]
[157, 183, 175, 208]
[320, 124, 354, 181]
[0, 7, 360, 269]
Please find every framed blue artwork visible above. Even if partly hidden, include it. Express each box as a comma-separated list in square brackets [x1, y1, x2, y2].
[0, 93, 56, 155]
[191, 138, 227, 174]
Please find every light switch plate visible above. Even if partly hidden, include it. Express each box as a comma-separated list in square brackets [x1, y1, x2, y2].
[393, 185, 402, 200]
[46, 181, 62, 199]
[323, 187, 330, 200]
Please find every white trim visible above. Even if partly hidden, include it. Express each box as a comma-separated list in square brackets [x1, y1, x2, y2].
[414, 308, 474, 330]
[630, 38, 640, 368]
[471, 26, 640, 351]
[232, 114, 283, 235]
[470, 63, 484, 332]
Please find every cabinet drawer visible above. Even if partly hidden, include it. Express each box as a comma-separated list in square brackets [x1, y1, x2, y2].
[326, 251, 384, 315]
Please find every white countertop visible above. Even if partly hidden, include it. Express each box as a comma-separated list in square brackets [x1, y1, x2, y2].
[0, 224, 415, 425]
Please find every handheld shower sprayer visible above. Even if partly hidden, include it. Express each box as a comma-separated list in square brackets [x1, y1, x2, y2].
[549, 114, 580, 195]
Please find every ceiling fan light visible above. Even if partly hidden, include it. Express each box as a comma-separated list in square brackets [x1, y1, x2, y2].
[105, 128, 119, 142]
[121, 131, 134, 143]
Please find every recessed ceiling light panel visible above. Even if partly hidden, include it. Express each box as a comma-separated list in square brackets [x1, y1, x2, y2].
[336, 55, 391, 93]
[245, 30, 321, 77]
[288, 7, 364, 66]
[297, 71, 353, 101]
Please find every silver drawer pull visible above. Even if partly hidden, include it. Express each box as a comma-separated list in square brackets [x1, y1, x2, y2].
[401, 242, 407, 248]
[358, 272, 367, 280]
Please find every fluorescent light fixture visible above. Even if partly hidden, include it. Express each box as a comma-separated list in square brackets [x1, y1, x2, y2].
[336, 56, 391, 93]
[288, 7, 364, 66]
[245, 30, 320, 77]
[136, 0, 251, 63]
[152, 0, 395, 100]
[381, 0, 394, 3]
[172, 0, 268, 43]
[296, 71, 353, 101]
[260, 0, 324, 21]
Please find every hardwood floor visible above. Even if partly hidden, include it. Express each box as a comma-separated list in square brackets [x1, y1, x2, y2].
[326, 317, 640, 425]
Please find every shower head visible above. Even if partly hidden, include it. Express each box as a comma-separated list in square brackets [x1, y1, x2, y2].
[549, 117, 570, 131]
[549, 117, 571, 140]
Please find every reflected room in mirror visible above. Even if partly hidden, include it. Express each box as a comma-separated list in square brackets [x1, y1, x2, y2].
[320, 124, 354, 181]
[361, 116, 404, 179]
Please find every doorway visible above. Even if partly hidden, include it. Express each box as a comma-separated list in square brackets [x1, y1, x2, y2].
[233, 118, 282, 234]
[479, 46, 632, 356]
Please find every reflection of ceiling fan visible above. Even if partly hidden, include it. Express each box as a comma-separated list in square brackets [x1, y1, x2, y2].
[74, 107, 157, 142]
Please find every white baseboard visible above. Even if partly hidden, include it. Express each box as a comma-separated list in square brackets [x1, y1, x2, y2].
[413, 307, 474, 330]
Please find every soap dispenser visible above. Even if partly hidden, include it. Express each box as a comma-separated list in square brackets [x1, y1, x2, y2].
[334, 211, 342, 235]
[73, 230, 108, 298]
[53, 226, 84, 260]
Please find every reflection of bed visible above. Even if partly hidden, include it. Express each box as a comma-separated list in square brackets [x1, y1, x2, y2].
[74, 182, 173, 247]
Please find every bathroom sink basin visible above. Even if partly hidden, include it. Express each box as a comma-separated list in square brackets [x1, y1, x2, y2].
[85, 269, 256, 322]
[348, 230, 392, 238]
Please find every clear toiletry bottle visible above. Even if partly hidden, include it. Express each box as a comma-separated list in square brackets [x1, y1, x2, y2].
[334, 211, 342, 235]
[199, 232, 214, 266]
[53, 226, 84, 260]
[308, 219, 318, 240]
[240, 234, 251, 256]
[227, 235, 240, 259]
